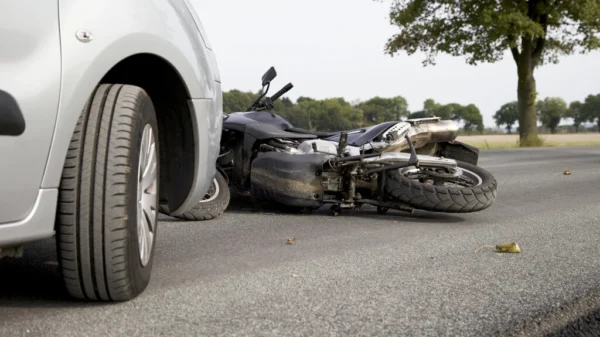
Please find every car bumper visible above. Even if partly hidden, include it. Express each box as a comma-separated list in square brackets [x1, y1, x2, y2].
[0, 189, 57, 248]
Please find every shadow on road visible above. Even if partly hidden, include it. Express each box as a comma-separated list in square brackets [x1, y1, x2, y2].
[0, 238, 107, 309]
[160, 193, 467, 225]
[224, 194, 467, 224]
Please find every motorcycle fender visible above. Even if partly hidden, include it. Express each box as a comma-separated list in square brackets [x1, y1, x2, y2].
[437, 141, 479, 166]
[250, 152, 325, 208]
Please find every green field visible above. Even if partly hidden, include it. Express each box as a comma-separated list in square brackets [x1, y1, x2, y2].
[456, 133, 600, 149]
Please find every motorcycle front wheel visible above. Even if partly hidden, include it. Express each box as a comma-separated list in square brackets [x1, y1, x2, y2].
[384, 160, 497, 213]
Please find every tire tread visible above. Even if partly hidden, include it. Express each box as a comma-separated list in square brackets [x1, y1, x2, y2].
[385, 160, 497, 213]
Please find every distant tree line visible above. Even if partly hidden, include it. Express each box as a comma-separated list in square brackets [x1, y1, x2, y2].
[493, 94, 600, 134]
[223, 90, 485, 134]
[223, 90, 600, 134]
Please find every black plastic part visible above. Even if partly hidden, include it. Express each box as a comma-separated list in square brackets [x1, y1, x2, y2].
[224, 110, 294, 130]
[262, 67, 277, 86]
[286, 127, 339, 138]
[223, 111, 316, 140]
[250, 151, 326, 208]
[245, 123, 316, 140]
[437, 141, 480, 166]
[270, 83, 293, 101]
[0, 90, 26, 136]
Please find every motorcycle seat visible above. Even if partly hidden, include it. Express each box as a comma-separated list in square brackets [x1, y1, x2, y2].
[286, 127, 339, 138]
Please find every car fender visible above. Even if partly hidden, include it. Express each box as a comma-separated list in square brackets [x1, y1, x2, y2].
[42, 0, 221, 193]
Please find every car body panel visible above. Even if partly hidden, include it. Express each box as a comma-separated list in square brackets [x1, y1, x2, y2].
[1, 0, 223, 244]
[0, 0, 62, 224]
[40, 0, 222, 216]
[0, 190, 58, 247]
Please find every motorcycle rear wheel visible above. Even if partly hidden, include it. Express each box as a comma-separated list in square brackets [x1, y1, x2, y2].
[384, 160, 497, 213]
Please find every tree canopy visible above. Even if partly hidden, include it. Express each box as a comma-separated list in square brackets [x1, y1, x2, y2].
[378, 0, 600, 145]
[222, 90, 484, 133]
[537, 97, 568, 134]
[493, 101, 519, 134]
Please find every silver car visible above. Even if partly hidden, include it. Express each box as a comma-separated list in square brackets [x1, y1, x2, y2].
[0, 0, 223, 301]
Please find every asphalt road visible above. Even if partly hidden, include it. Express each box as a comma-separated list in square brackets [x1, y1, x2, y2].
[1, 146, 600, 337]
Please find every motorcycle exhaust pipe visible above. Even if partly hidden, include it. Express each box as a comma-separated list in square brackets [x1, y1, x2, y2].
[424, 120, 460, 143]
[382, 120, 459, 152]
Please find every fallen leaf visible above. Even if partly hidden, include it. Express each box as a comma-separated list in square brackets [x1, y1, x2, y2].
[474, 242, 522, 254]
[496, 242, 521, 253]
[563, 170, 571, 175]
[287, 237, 296, 245]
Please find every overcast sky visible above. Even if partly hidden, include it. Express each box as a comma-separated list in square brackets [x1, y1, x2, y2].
[191, 0, 600, 128]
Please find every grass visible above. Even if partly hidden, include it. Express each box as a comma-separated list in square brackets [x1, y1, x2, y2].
[456, 133, 600, 150]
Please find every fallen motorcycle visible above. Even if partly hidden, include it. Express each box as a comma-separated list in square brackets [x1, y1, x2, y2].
[182, 66, 497, 218]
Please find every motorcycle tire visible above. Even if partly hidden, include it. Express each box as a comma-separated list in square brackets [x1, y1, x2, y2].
[159, 171, 230, 221]
[384, 160, 497, 213]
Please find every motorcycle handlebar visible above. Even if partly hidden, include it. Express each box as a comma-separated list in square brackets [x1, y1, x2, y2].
[270, 83, 293, 102]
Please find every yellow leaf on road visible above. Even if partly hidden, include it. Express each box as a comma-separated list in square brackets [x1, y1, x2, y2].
[495, 242, 521, 253]
[287, 237, 296, 245]
[474, 242, 522, 254]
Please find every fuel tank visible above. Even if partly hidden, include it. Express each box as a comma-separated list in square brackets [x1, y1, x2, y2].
[250, 151, 326, 208]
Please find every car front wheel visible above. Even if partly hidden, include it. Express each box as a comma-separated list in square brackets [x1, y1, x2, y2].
[56, 84, 160, 301]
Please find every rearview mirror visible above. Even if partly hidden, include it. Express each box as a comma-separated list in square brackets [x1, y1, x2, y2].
[262, 67, 277, 86]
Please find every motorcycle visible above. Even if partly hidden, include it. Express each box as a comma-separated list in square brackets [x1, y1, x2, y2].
[179, 66, 498, 218]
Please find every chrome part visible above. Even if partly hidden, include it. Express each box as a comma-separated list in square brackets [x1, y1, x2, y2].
[362, 152, 458, 171]
[75, 29, 93, 42]
[406, 116, 442, 125]
[137, 124, 158, 267]
[298, 139, 338, 155]
[200, 177, 220, 203]
[381, 120, 459, 153]
[322, 171, 343, 192]
[398, 166, 483, 188]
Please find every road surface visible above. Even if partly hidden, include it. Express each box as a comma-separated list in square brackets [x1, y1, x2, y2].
[1, 146, 600, 337]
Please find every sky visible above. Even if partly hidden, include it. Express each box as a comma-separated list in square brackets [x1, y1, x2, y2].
[190, 0, 600, 129]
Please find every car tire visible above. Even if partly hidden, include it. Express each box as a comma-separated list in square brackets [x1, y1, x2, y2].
[159, 170, 230, 221]
[56, 84, 160, 301]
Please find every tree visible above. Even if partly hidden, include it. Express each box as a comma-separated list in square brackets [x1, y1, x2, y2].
[567, 101, 585, 133]
[408, 99, 484, 133]
[536, 97, 568, 134]
[457, 104, 484, 134]
[379, 0, 600, 146]
[222, 89, 257, 113]
[581, 93, 600, 133]
[358, 96, 410, 124]
[494, 101, 519, 134]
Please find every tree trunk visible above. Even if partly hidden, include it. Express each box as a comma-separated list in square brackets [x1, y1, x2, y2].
[517, 71, 540, 145]
[597, 119, 600, 133]
[514, 35, 543, 147]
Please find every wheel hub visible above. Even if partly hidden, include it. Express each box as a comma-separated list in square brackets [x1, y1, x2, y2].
[137, 124, 158, 267]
